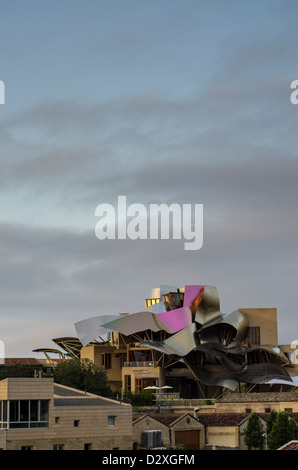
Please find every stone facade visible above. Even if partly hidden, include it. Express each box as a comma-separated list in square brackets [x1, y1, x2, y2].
[0, 378, 132, 450]
[133, 412, 204, 450]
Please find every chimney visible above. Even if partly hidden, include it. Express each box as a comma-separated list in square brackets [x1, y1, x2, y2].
[194, 407, 200, 420]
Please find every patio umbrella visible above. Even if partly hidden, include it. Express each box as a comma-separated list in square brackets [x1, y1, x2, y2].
[160, 385, 173, 393]
[143, 386, 160, 390]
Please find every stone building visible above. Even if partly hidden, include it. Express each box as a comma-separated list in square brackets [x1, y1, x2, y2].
[197, 413, 267, 450]
[213, 392, 298, 414]
[132, 412, 204, 450]
[0, 377, 132, 450]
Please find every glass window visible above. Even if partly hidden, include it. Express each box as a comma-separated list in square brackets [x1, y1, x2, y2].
[40, 401, 49, 422]
[10, 401, 19, 422]
[2, 401, 7, 427]
[108, 416, 116, 426]
[124, 375, 131, 391]
[30, 400, 38, 421]
[6, 400, 49, 428]
[20, 401, 29, 422]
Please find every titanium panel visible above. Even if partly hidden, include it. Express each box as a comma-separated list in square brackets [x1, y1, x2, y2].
[74, 315, 118, 346]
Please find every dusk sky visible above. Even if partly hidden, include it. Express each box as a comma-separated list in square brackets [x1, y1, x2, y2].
[1, 0, 298, 357]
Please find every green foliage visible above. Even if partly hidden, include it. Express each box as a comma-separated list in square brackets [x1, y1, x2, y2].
[174, 443, 185, 450]
[123, 390, 154, 407]
[53, 358, 113, 397]
[266, 410, 277, 435]
[267, 411, 298, 450]
[244, 412, 265, 449]
[0, 364, 42, 379]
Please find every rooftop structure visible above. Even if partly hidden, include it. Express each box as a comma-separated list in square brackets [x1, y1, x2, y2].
[71, 284, 298, 398]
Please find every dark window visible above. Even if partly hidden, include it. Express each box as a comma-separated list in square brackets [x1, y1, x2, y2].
[124, 375, 131, 391]
[21, 446, 32, 450]
[84, 443, 92, 450]
[248, 327, 260, 346]
[102, 353, 111, 369]
[30, 400, 38, 421]
[53, 444, 64, 450]
[8, 400, 49, 428]
[9, 401, 19, 422]
[20, 401, 29, 422]
[245, 408, 251, 413]
[74, 420, 80, 427]
[55, 417, 60, 424]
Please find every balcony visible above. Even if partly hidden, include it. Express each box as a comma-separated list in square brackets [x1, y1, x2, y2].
[123, 361, 155, 367]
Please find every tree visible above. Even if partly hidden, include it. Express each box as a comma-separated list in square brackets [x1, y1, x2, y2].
[53, 358, 113, 397]
[267, 411, 298, 450]
[266, 410, 277, 436]
[123, 390, 153, 406]
[244, 413, 265, 449]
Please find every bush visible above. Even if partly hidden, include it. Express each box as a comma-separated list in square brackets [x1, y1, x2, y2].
[53, 358, 113, 397]
[123, 390, 154, 406]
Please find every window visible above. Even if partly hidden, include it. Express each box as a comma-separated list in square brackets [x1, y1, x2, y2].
[285, 408, 293, 413]
[53, 444, 64, 450]
[135, 377, 157, 392]
[84, 443, 92, 450]
[7, 400, 49, 429]
[245, 408, 251, 413]
[265, 408, 271, 413]
[21, 446, 32, 450]
[248, 327, 260, 346]
[124, 375, 131, 391]
[108, 416, 116, 426]
[55, 417, 60, 424]
[102, 353, 112, 369]
[74, 420, 80, 427]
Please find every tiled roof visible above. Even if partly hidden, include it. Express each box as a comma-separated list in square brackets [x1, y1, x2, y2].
[132, 413, 147, 423]
[197, 413, 250, 426]
[2, 358, 41, 366]
[132, 413, 199, 427]
[220, 392, 298, 403]
[278, 440, 298, 450]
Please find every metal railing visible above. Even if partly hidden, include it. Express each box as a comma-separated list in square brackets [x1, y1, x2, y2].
[123, 361, 155, 367]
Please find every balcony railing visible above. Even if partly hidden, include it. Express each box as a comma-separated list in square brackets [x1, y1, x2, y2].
[123, 361, 155, 367]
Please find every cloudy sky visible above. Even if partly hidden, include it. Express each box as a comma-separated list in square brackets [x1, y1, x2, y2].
[1, 0, 298, 357]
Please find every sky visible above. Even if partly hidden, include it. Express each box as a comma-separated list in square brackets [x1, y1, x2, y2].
[1, 0, 298, 357]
